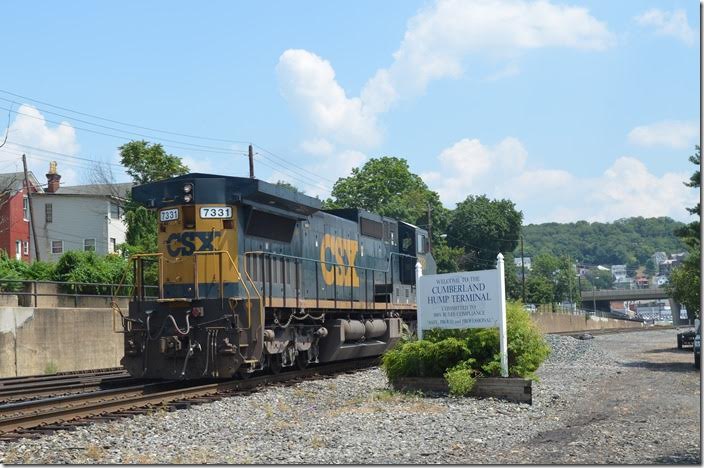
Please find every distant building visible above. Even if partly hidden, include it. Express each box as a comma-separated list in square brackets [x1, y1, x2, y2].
[514, 257, 532, 271]
[635, 275, 649, 289]
[653, 275, 669, 287]
[0, 171, 43, 262]
[29, 163, 131, 261]
[611, 264, 628, 282]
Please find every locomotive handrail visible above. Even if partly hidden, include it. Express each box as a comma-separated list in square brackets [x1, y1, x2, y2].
[244, 250, 417, 274]
[193, 250, 263, 330]
[129, 253, 165, 300]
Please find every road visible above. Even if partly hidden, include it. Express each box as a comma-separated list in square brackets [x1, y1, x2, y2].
[493, 329, 701, 464]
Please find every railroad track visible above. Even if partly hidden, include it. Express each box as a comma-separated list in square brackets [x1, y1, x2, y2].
[549, 325, 674, 337]
[0, 358, 378, 441]
[0, 369, 134, 403]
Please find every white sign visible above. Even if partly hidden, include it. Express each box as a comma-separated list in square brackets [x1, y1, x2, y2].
[418, 269, 501, 330]
[159, 208, 179, 222]
[416, 253, 509, 377]
[200, 206, 232, 219]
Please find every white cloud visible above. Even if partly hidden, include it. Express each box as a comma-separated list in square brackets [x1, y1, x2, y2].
[300, 138, 335, 156]
[627, 120, 698, 149]
[423, 137, 697, 223]
[635, 8, 695, 45]
[361, 0, 614, 113]
[0, 104, 81, 185]
[276, 0, 612, 152]
[422, 136, 528, 204]
[181, 155, 213, 174]
[276, 49, 381, 148]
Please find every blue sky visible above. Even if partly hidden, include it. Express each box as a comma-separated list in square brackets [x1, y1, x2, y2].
[0, 0, 699, 224]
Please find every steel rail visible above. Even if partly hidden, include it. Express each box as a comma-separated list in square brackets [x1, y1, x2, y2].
[0, 358, 378, 435]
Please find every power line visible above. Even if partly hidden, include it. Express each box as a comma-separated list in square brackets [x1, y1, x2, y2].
[0, 89, 252, 145]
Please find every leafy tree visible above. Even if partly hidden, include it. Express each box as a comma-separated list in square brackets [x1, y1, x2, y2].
[119, 140, 189, 185]
[587, 269, 614, 290]
[446, 195, 522, 271]
[525, 275, 554, 305]
[433, 243, 464, 274]
[119, 141, 190, 254]
[274, 180, 302, 193]
[667, 146, 700, 320]
[324, 156, 450, 248]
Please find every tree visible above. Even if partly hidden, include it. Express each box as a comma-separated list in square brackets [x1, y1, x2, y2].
[446, 195, 522, 272]
[119, 141, 190, 254]
[667, 145, 700, 320]
[325, 156, 452, 252]
[119, 140, 189, 185]
[587, 269, 614, 290]
[525, 275, 554, 305]
[274, 180, 302, 193]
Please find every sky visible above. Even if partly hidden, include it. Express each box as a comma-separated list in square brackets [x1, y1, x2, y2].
[0, 0, 699, 225]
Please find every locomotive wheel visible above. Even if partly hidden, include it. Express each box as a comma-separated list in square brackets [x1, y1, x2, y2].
[295, 353, 308, 370]
[268, 354, 283, 374]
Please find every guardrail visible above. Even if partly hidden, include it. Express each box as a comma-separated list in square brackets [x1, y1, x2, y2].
[0, 279, 159, 307]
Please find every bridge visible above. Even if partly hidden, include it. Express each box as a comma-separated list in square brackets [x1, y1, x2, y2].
[579, 287, 688, 324]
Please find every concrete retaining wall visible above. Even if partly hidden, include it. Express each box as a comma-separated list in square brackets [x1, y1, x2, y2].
[0, 307, 123, 377]
[0, 307, 644, 378]
[530, 312, 643, 334]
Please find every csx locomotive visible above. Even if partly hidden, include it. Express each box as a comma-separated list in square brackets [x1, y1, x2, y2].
[117, 173, 435, 379]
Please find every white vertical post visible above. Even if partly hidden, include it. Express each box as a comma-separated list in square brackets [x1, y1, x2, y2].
[497, 253, 508, 378]
[415, 261, 424, 340]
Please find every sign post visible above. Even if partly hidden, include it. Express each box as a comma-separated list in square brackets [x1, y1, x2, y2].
[497, 253, 508, 377]
[415, 261, 424, 340]
[416, 253, 509, 378]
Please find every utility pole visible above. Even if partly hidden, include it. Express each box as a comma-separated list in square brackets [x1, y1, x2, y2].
[427, 201, 432, 253]
[22, 154, 40, 261]
[520, 235, 526, 303]
[248, 144, 255, 178]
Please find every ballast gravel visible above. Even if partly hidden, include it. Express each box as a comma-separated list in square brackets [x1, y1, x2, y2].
[0, 329, 699, 464]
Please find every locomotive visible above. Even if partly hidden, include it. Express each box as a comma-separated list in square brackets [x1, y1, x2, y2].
[117, 173, 435, 379]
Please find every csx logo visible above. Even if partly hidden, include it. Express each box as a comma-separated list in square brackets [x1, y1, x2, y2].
[319, 234, 360, 287]
[166, 231, 222, 256]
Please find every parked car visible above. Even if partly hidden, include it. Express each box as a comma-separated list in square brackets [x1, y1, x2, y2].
[677, 327, 697, 350]
[694, 321, 700, 369]
[523, 304, 537, 313]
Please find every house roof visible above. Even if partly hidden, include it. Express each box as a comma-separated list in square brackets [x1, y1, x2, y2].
[54, 182, 133, 199]
[0, 171, 43, 194]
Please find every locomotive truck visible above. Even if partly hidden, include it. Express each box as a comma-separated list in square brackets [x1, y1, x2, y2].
[116, 173, 435, 379]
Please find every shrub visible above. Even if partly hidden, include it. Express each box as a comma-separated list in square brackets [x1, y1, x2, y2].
[0, 252, 30, 291]
[444, 363, 478, 397]
[52, 251, 131, 294]
[381, 301, 551, 385]
[26, 261, 55, 280]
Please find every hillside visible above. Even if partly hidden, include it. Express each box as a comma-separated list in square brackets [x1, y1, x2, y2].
[519, 217, 688, 267]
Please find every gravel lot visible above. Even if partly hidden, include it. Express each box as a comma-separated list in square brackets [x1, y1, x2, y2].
[0, 328, 700, 464]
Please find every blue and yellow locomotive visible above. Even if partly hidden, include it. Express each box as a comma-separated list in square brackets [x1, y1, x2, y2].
[118, 173, 435, 379]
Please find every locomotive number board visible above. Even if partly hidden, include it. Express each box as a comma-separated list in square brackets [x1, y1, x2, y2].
[160, 208, 179, 222]
[200, 206, 232, 219]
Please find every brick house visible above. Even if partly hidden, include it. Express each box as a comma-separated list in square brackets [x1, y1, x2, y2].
[0, 171, 43, 262]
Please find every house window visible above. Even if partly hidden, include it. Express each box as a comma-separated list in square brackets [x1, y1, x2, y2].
[109, 238, 116, 253]
[15, 240, 21, 260]
[23, 196, 29, 220]
[110, 202, 122, 219]
[45, 203, 53, 223]
[84, 238, 96, 252]
[23, 241, 28, 255]
[51, 240, 63, 254]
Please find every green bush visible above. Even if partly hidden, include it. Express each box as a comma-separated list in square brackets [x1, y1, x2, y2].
[26, 261, 55, 280]
[381, 302, 550, 385]
[382, 338, 472, 380]
[0, 252, 30, 291]
[52, 251, 131, 294]
[444, 363, 478, 396]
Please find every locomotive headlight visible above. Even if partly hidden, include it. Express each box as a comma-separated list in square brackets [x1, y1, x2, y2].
[183, 183, 193, 194]
[183, 193, 193, 203]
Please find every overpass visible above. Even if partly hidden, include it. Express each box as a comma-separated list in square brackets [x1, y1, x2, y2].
[579, 287, 687, 324]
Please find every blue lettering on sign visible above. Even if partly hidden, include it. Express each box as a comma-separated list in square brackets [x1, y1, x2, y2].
[166, 231, 222, 256]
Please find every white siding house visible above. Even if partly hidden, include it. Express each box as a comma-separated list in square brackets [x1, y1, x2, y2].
[30, 183, 131, 261]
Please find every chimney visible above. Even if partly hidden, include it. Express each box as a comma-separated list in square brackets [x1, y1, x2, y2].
[46, 161, 61, 193]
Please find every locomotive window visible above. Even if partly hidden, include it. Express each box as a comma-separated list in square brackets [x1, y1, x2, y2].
[183, 205, 196, 229]
[360, 217, 383, 239]
[417, 234, 427, 254]
[246, 210, 296, 242]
